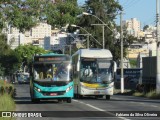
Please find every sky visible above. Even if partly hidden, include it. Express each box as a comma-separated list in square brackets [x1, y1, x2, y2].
[78, 0, 157, 28]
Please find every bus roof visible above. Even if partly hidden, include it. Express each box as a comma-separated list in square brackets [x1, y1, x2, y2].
[72, 49, 112, 58]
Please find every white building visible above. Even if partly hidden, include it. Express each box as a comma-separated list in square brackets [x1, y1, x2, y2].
[5, 22, 77, 50]
[50, 32, 68, 51]
[122, 18, 141, 37]
[31, 22, 51, 40]
[6, 22, 52, 49]
[7, 33, 25, 49]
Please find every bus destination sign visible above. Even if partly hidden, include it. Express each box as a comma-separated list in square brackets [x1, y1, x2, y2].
[34, 56, 66, 62]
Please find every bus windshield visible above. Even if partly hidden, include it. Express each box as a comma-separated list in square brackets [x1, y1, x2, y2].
[33, 61, 71, 81]
[80, 58, 113, 83]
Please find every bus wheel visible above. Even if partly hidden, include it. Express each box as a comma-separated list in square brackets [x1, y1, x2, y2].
[67, 98, 72, 103]
[105, 95, 110, 100]
[31, 98, 40, 103]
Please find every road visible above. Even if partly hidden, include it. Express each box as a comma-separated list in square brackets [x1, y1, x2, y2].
[13, 84, 160, 120]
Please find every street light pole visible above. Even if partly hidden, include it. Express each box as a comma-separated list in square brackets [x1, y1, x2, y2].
[83, 12, 106, 49]
[82, 12, 116, 49]
[71, 24, 90, 48]
[75, 33, 102, 48]
[87, 35, 89, 48]
[71, 24, 102, 47]
[120, 11, 124, 93]
[156, 0, 160, 93]
[103, 25, 105, 49]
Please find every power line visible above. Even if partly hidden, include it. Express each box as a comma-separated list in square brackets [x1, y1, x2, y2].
[122, 0, 138, 7]
[120, 0, 131, 6]
[123, 0, 142, 10]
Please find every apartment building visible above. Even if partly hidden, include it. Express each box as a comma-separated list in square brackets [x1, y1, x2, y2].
[7, 33, 25, 49]
[6, 22, 52, 49]
[31, 22, 51, 41]
[50, 32, 68, 50]
[122, 18, 141, 37]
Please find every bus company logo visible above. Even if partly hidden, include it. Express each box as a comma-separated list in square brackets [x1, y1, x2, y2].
[2, 112, 11, 117]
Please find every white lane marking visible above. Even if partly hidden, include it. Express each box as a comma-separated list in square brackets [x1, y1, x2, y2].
[73, 99, 131, 120]
[130, 101, 136, 104]
[86, 104, 105, 111]
[151, 105, 159, 108]
[139, 103, 144, 105]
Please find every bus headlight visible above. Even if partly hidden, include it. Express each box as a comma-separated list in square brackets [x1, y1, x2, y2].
[34, 87, 41, 92]
[37, 88, 41, 92]
[66, 86, 73, 92]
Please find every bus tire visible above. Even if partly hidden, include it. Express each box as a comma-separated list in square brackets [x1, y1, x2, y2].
[67, 98, 72, 103]
[105, 95, 110, 100]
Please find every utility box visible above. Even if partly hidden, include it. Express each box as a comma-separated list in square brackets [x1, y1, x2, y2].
[142, 56, 156, 92]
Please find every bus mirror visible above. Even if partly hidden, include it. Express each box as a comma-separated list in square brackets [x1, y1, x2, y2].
[113, 61, 117, 72]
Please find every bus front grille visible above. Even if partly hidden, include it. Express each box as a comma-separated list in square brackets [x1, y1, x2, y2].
[41, 91, 66, 96]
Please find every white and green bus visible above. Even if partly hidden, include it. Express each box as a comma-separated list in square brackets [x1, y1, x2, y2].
[72, 49, 117, 100]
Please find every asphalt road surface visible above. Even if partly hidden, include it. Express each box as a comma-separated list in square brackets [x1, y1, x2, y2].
[12, 84, 160, 120]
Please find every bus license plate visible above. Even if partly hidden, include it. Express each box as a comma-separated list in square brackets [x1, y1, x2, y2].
[50, 93, 57, 96]
[94, 91, 100, 94]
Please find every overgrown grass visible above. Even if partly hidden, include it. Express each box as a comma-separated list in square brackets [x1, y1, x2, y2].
[114, 88, 135, 95]
[145, 90, 160, 99]
[0, 94, 16, 120]
[115, 88, 160, 99]
[0, 80, 13, 87]
[0, 93, 15, 111]
[133, 92, 145, 97]
[0, 80, 16, 120]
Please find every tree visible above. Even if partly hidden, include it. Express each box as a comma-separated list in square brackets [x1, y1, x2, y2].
[0, 34, 20, 76]
[143, 25, 149, 31]
[0, 34, 11, 55]
[44, 0, 82, 28]
[0, 50, 20, 76]
[0, 0, 45, 33]
[14, 44, 47, 64]
[0, 0, 82, 32]
[75, 0, 138, 61]
[76, 0, 123, 60]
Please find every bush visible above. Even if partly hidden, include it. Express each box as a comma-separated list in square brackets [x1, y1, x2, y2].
[133, 92, 145, 97]
[145, 90, 160, 99]
[114, 88, 135, 95]
[0, 80, 16, 98]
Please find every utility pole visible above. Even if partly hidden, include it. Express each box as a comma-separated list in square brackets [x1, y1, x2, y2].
[103, 25, 105, 49]
[91, 24, 107, 49]
[69, 45, 71, 56]
[87, 35, 89, 48]
[120, 11, 124, 93]
[156, 0, 160, 93]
